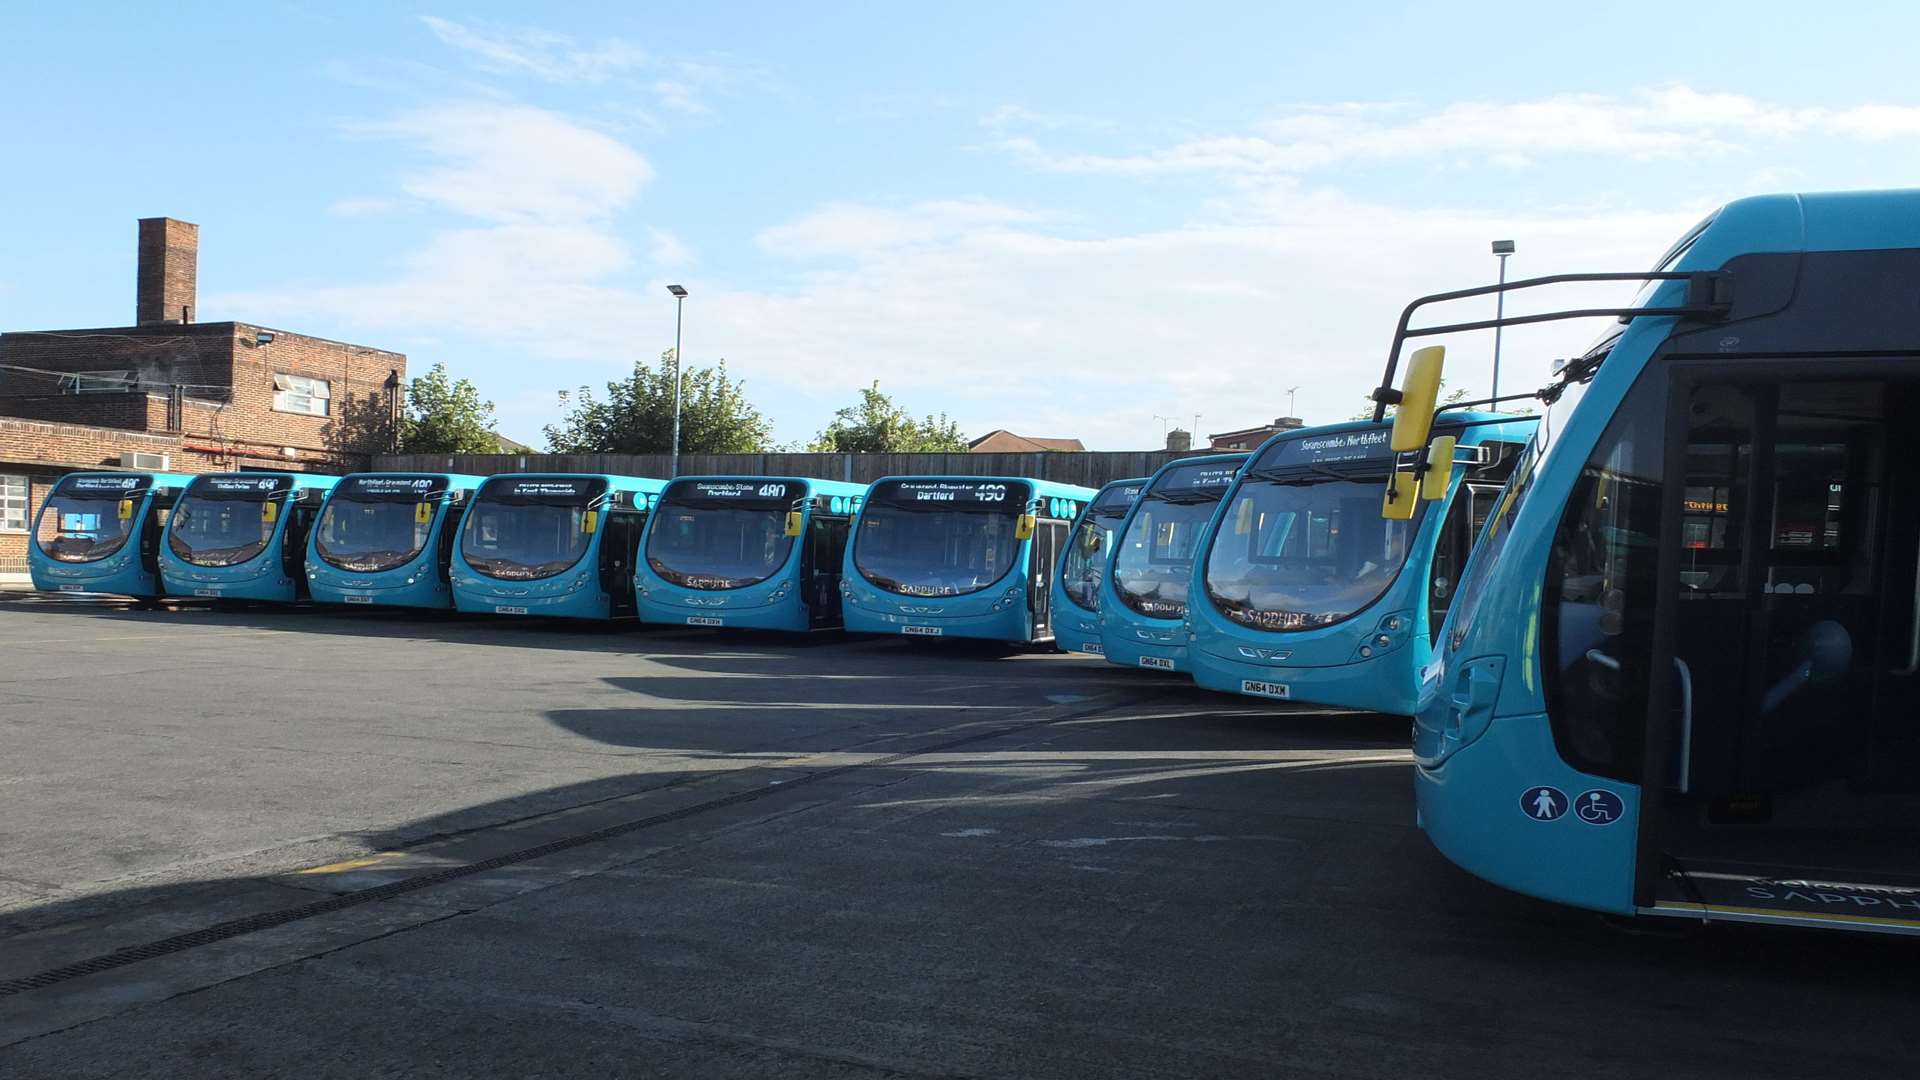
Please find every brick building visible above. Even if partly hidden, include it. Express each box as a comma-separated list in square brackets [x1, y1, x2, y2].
[0, 217, 406, 572]
[1208, 416, 1305, 451]
[966, 430, 1087, 453]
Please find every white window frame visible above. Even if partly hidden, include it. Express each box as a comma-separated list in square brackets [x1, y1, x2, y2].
[62, 370, 136, 394]
[0, 475, 28, 533]
[272, 373, 332, 417]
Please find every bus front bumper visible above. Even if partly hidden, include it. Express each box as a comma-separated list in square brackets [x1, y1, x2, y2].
[638, 591, 808, 632]
[309, 575, 453, 610]
[1415, 710, 1639, 916]
[1190, 646, 1415, 715]
[842, 597, 1031, 642]
[31, 558, 161, 598]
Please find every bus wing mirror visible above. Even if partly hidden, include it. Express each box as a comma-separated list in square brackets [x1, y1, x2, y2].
[1016, 514, 1036, 540]
[784, 511, 804, 537]
[1382, 473, 1418, 521]
[1390, 345, 1445, 453]
[261, 500, 279, 524]
[117, 499, 135, 521]
[1421, 436, 1457, 501]
[582, 510, 599, 534]
[1233, 498, 1254, 535]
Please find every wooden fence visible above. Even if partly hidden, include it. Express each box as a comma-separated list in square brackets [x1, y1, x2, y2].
[371, 451, 1203, 489]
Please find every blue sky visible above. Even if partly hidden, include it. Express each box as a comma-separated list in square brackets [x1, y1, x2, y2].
[6, 2, 1920, 448]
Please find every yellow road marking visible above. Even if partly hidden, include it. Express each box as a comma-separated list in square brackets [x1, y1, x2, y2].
[294, 852, 404, 875]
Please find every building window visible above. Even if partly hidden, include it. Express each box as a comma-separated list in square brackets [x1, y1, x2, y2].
[62, 370, 136, 394]
[0, 475, 27, 533]
[272, 373, 331, 417]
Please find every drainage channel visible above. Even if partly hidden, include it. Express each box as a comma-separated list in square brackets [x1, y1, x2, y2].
[0, 695, 1130, 999]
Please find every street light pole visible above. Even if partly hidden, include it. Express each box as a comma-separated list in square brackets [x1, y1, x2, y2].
[1490, 240, 1514, 403]
[667, 285, 688, 478]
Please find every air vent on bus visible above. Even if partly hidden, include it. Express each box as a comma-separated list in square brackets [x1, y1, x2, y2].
[122, 452, 170, 471]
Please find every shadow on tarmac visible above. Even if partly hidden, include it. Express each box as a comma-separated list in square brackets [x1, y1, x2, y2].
[2, 675, 1917, 1078]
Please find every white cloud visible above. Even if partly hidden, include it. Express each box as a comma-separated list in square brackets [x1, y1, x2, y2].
[350, 103, 652, 224]
[418, 16, 649, 84]
[996, 85, 1920, 177]
[758, 199, 1056, 259]
[215, 82, 1917, 449]
[980, 105, 1114, 133]
[647, 227, 693, 268]
[417, 17, 755, 121]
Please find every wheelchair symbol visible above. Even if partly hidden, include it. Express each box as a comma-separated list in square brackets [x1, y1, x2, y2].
[1575, 789, 1624, 826]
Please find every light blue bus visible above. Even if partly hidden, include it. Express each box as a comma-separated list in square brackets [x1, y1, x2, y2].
[1388, 189, 1920, 935]
[29, 471, 194, 601]
[1051, 477, 1148, 655]
[158, 471, 340, 603]
[841, 476, 1095, 644]
[1097, 453, 1247, 673]
[305, 472, 485, 609]
[636, 476, 867, 631]
[1188, 415, 1535, 714]
[450, 473, 665, 620]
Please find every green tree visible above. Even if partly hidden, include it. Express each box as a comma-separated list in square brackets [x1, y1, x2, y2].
[808, 382, 968, 452]
[1347, 380, 1473, 421]
[545, 350, 772, 454]
[399, 363, 500, 454]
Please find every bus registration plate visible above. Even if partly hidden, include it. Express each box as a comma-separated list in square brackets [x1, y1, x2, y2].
[494, 605, 529, 615]
[343, 595, 373, 604]
[59, 585, 86, 593]
[1242, 679, 1291, 700]
[1139, 656, 1175, 671]
[193, 588, 219, 597]
[902, 625, 942, 636]
[686, 616, 723, 627]
[1082, 642, 1103, 654]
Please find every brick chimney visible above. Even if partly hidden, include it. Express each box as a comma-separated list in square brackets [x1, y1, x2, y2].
[137, 217, 198, 325]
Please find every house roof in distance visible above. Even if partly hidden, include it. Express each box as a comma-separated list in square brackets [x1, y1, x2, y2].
[967, 430, 1087, 453]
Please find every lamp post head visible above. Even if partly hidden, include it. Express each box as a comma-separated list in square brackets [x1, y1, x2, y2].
[1490, 240, 1515, 256]
[667, 284, 688, 298]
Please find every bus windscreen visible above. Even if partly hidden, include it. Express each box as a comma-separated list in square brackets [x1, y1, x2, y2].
[1111, 463, 1240, 620]
[35, 474, 153, 563]
[167, 475, 293, 568]
[1205, 428, 1416, 630]
[460, 477, 608, 581]
[647, 480, 799, 590]
[1060, 483, 1143, 612]
[853, 480, 1028, 597]
[316, 475, 450, 573]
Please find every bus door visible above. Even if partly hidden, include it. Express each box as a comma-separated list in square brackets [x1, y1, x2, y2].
[286, 489, 326, 598]
[599, 509, 643, 618]
[805, 511, 850, 627]
[1427, 446, 1521, 643]
[1028, 518, 1065, 639]
[139, 488, 179, 577]
[1649, 368, 1920, 908]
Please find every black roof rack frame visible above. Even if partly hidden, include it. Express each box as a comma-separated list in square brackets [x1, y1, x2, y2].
[1368, 271, 1732, 422]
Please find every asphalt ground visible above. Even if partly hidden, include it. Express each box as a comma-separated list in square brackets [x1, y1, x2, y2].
[0, 591, 1912, 1079]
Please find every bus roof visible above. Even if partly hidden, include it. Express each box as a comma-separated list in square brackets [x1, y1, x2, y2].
[54, 470, 198, 489]
[666, 475, 867, 499]
[475, 472, 668, 495]
[864, 475, 1099, 501]
[1140, 452, 1248, 490]
[1702, 189, 1920, 258]
[334, 470, 488, 487]
[184, 471, 339, 490]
